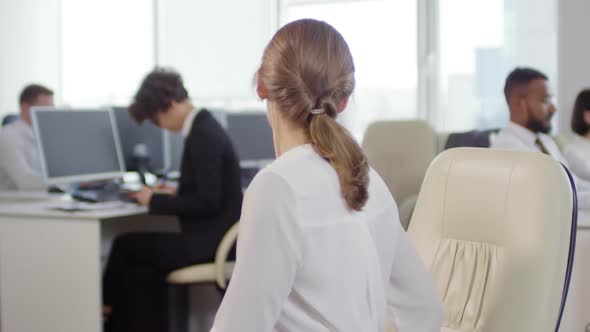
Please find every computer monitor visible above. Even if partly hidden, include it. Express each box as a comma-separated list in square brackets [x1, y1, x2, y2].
[112, 107, 166, 173]
[226, 112, 274, 162]
[209, 109, 228, 129]
[164, 131, 184, 176]
[31, 108, 125, 185]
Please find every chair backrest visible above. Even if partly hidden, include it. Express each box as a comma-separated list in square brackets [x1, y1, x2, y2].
[408, 148, 575, 331]
[1, 114, 19, 127]
[361, 120, 437, 204]
[443, 129, 499, 150]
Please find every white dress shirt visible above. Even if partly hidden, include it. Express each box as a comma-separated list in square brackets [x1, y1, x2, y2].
[563, 134, 590, 182]
[212, 144, 442, 332]
[181, 108, 200, 138]
[491, 121, 590, 209]
[0, 120, 45, 190]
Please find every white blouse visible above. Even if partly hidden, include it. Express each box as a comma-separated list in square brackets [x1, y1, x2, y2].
[211, 144, 442, 332]
[564, 135, 590, 182]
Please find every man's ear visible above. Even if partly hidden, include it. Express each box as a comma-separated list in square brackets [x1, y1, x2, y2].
[165, 100, 178, 112]
[509, 94, 527, 118]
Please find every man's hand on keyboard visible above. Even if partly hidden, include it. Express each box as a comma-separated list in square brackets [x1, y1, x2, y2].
[129, 186, 153, 207]
[153, 183, 177, 196]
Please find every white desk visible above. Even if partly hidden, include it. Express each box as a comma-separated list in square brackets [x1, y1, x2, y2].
[0, 197, 153, 332]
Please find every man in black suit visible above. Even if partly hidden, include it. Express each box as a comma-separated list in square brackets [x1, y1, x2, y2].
[103, 68, 243, 332]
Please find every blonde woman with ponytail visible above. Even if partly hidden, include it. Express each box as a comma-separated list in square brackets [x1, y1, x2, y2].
[212, 19, 442, 331]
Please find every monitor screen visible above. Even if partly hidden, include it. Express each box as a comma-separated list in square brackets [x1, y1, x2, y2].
[165, 131, 185, 174]
[226, 112, 274, 161]
[31, 108, 125, 184]
[112, 107, 166, 172]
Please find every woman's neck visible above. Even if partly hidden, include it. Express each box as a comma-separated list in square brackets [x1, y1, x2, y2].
[275, 126, 309, 157]
[270, 107, 310, 157]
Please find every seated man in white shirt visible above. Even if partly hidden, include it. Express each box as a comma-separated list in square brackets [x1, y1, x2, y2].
[0, 84, 54, 190]
[491, 67, 590, 209]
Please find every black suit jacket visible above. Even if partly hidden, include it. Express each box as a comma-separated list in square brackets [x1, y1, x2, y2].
[149, 109, 243, 261]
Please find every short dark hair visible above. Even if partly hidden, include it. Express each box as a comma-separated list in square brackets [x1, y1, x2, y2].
[129, 68, 189, 123]
[571, 89, 590, 136]
[19, 84, 53, 105]
[503, 67, 548, 103]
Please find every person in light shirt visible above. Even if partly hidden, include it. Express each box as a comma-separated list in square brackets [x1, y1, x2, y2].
[211, 19, 442, 332]
[491, 67, 590, 209]
[563, 89, 590, 182]
[0, 84, 54, 191]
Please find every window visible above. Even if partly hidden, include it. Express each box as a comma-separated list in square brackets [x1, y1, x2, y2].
[282, 0, 557, 135]
[61, 0, 155, 107]
[435, 0, 557, 132]
[156, 0, 274, 110]
[281, 0, 418, 140]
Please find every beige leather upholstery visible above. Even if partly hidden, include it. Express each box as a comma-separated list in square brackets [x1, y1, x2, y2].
[362, 120, 437, 228]
[408, 148, 573, 331]
[167, 222, 239, 289]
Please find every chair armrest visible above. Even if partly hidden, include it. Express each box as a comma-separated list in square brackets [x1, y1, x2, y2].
[214, 221, 239, 289]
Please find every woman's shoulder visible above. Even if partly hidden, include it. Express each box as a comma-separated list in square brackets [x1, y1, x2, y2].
[565, 135, 590, 156]
[367, 167, 397, 206]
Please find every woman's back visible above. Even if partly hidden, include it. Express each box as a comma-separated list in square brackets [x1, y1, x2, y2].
[212, 144, 441, 331]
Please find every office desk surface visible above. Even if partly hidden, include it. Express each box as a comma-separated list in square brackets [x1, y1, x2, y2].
[0, 201, 147, 220]
[0, 195, 147, 220]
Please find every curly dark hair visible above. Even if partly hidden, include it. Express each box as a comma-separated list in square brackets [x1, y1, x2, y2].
[129, 68, 189, 123]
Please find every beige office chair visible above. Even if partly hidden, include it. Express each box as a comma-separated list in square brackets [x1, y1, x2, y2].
[166, 223, 239, 331]
[167, 222, 239, 289]
[407, 148, 576, 331]
[362, 120, 438, 229]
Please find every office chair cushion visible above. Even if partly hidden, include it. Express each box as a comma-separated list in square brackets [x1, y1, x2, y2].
[362, 120, 437, 205]
[409, 148, 573, 331]
[444, 129, 499, 150]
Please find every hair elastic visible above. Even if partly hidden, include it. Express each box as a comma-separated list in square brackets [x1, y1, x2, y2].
[310, 108, 325, 115]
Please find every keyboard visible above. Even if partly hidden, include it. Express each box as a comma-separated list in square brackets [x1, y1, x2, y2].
[46, 201, 130, 212]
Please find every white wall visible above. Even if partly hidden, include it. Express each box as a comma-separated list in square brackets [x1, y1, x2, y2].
[0, 0, 61, 119]
[61, 0, 155, 107]
[557, 0, 590, 134]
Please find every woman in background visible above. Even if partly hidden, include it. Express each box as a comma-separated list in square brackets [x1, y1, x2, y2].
[211, 19, 442, 331]
[564, 89, 590, 181]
